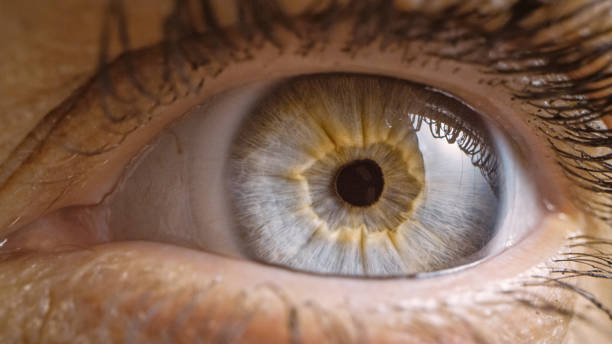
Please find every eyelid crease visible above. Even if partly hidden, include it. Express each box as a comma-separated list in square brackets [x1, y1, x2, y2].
[0, 44, 221, 236]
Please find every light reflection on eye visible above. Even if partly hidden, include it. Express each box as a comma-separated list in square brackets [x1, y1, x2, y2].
[95, 72, 544, 278]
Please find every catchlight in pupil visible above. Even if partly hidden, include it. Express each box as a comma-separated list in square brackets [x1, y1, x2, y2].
[334, 159, 384, 207]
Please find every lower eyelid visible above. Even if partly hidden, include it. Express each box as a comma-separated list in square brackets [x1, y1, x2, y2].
[0, 228, 579, 343]
[3, 203, 581, 294]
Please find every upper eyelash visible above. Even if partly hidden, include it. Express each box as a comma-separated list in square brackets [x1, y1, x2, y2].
[113, 0, 608, 223]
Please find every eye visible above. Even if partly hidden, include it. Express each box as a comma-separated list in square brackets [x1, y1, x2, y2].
[6, 1, 612, 342]
[0, 2, 574, 287]
[23, 71, 542, 279]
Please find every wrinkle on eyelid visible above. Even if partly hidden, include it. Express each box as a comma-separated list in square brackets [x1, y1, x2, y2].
[0, 41, 227, 236]
[0, 0, 513, 169]
[0, 0, 173, 164]
[0, 243, 580, 344]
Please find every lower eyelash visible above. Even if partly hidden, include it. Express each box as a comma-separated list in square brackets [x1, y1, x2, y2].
[522, 235, 612, 320]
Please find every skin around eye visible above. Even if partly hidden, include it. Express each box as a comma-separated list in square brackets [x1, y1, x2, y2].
[0, 0, 611, 342]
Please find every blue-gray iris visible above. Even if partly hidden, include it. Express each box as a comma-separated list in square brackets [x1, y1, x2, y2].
[229, 74, 501, 277]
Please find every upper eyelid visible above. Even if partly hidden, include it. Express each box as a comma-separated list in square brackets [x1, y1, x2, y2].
[0, 0, 610, 235]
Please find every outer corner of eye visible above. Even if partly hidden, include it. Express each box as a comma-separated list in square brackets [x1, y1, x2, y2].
[3, 72, 570, 285]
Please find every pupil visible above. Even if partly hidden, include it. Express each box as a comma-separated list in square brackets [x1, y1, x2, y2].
[334, 159, 384, 207]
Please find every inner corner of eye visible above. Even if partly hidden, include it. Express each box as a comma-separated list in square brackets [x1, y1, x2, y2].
[94, 72, 541, 279]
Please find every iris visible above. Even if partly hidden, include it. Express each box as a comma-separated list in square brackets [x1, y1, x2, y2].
[229, 74, 503, 276]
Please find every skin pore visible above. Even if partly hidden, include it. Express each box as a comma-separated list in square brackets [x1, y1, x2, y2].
[0, 0, 611, 343]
